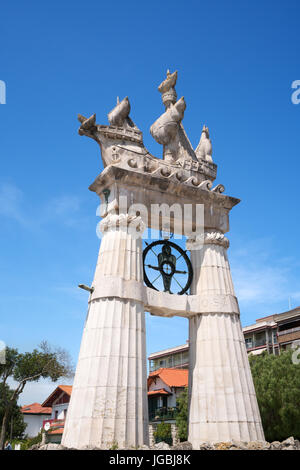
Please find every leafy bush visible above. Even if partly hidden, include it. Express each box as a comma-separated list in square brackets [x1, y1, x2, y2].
[153, 421, 172, 445]
[175, 388, 188, 441]
[249, 349, 300, 442]
[19, 431, 43, 450]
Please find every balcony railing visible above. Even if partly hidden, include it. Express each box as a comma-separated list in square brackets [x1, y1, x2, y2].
[150, 363, 189, 372]
[42, 418, 65, 432]
[278, 326, 300, 336]
[149, 407, 178, 422]
[245, 340, 266, 350]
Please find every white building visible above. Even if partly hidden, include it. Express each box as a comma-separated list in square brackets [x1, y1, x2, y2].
[21, 403, 52, 438]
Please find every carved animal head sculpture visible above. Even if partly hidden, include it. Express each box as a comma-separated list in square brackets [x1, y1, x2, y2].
[202, 125, 210, 139]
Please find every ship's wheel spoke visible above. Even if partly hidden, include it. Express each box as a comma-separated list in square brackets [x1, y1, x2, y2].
[146, 264, 160, 271]
[173, 276, 184, 291]
[148, 245, 159, 258]
[151, 272, 162, 285]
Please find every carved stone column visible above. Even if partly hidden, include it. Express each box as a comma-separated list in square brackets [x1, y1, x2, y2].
[62, 213, 149, 449]
[187, 231, 264, 447]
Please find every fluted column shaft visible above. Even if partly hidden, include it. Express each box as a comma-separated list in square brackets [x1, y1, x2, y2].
[187, 231, 264, 447]
[62, 214, 149, 449]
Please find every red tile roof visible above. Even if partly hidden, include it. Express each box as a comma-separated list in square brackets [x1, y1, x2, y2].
[47, 428, 64, 435]
[42, 385, 73, 407]
[21, 403, 52, 415]
[148, 388, 171, 396]
[148, 368, 188, 388]
[58, 385, 72, 395]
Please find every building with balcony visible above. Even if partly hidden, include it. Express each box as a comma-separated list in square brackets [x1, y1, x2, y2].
[41, 385, 72, 443]
[147, 368, 188, 422]
[243, 306, 300, 355]
[243, 316, 278, 355]
[274, 307, 300, 349]
[147, 368, 188, 446]
[148, 342, 189, 372]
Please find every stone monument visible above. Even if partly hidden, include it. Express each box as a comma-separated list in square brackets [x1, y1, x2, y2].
[62, 71, 264, 449]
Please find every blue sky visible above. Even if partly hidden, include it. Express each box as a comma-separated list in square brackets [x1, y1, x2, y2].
[1, 0, 300, 404]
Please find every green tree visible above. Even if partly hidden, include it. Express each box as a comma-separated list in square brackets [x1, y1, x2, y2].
[154, 420, 172, 445]
[0, 384, 26, 441]
[0, 341, 74, 449]
[249, 349, 300, 442]
[175, 388, 188, 441]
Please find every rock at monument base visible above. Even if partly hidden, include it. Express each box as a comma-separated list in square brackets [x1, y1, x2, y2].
[281, 436, 297, 447]
[33, 436, 300, 450]
[172, 441, 193, 450]
[198, 442, 215, 450]
[28, 443, 41, 450]
[245, 441, 267, 450]
[197, 437, 300, 450]
[270, 441, 282, 450]
[153, 442, 171, 450]
[37, 443, 66, 450]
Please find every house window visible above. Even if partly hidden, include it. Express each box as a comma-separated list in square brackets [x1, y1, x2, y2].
[55, 410, 58, 419]
[245, 338, 253, 349]
[255, 332, 266, 347]
[173, 354, 181, 366]
[182, 352, 189, 362]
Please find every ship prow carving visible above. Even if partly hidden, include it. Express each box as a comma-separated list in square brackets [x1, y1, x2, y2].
[77, 70, 217, 183]
[107, 96, 138, 129]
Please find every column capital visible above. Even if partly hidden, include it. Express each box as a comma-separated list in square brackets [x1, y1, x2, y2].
[186, 229, 229, 250]
[99, 213, 146, 235]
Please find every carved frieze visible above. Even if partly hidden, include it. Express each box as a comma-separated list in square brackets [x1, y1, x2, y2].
[99, 213, 146, 234]
[186, 230, 230, 249]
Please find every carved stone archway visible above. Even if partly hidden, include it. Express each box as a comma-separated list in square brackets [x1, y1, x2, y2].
[62, 71, 264, 449]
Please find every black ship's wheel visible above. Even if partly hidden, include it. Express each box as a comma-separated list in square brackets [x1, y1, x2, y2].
[143, 240, 193, 295]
